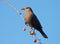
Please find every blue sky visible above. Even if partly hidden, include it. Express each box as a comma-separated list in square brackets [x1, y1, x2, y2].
[0, 0, 60, 44]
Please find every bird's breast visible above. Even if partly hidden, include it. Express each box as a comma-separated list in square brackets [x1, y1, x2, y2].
[24, 14, 32, 24]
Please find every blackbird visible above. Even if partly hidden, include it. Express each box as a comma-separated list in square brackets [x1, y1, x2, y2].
[21, 7, 48, 38]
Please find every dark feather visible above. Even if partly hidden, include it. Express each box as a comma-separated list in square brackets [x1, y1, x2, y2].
[30, 14, 48, 38]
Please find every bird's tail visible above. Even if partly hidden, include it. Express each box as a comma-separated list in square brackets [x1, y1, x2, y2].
[39, 28, 48, 38]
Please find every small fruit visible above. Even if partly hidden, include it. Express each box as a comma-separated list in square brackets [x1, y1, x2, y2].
[34, 39, 37, 43]
[23, 28, 26, 31]
[30, 31, 34, 35]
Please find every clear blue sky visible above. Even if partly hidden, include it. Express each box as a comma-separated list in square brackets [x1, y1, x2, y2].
[0, 0, 60, 44]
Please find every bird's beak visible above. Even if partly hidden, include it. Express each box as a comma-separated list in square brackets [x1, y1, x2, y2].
[21, 8, 25, 10]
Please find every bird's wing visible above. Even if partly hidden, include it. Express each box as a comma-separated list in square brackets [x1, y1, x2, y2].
[20, 7, 48, 38]
[31, 14, 48, 38]
[31, 14, 42, 29]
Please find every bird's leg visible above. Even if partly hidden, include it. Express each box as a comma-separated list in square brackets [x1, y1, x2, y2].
[29, 27, 33, 31]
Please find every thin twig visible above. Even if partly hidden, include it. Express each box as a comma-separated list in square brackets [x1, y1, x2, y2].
[2, 0, 24, 20]
[2, 0, 19, 13]
[30, 27, 42, 44]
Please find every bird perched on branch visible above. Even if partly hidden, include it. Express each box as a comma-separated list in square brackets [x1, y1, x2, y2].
[21, 7, 48, 38]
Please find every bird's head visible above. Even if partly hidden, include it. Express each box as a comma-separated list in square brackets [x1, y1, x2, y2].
[21, 7, 33, 13]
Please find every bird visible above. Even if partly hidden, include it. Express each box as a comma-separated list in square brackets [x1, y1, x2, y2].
[21, 7, 48, 38]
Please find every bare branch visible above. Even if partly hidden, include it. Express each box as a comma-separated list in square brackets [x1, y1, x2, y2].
[2, 0, 24, 20]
